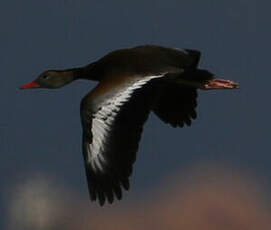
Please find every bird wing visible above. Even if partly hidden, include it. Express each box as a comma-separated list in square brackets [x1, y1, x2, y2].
[152, 82, 198, 127]
[131, 45, 201, 69]
[80, 74, 164, 205]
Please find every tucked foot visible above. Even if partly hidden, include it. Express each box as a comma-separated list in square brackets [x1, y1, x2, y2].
[203, 78, 239, 90]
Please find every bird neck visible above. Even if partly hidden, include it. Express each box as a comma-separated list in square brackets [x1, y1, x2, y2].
[62, 67, 84, 81]
[65, 62, 99, 82]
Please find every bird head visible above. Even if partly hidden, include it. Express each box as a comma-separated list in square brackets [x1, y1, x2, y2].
[20, 70, 75, 89]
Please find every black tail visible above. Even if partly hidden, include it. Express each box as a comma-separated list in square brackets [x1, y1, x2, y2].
[181, 68, 215, 81]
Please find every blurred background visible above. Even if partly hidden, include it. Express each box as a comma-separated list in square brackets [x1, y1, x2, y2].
[1, 0, 270, 229]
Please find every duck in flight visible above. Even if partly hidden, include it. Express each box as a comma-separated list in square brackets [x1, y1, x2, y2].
[20, 45, 239, 205]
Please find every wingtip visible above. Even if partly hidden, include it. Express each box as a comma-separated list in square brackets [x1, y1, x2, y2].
[90, 185, 124, 206]
[98, 194, 106, 206]
[113, 184, 123, 200]
[121, 178, 130, 190]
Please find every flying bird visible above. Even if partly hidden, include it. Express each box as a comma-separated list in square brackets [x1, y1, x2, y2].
[20, 45, 239, 205]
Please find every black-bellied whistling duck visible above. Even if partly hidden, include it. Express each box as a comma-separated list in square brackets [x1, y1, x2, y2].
[20, 45, 239, 205]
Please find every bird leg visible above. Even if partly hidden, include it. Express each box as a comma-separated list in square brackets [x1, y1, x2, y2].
[202, 78, 239, 90]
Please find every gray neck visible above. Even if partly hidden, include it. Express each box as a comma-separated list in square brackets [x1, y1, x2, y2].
[60, 61, 98, 82]
[63, 67, 84, 80]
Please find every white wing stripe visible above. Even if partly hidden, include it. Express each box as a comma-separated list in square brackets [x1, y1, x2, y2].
[87, 75, 164, 172]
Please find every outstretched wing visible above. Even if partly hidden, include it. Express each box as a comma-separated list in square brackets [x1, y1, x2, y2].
[80, 75, 163, 205]
[152, 82, 198, 127]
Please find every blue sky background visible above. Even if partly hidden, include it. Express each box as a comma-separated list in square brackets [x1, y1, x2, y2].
[1, 0, 270, 228]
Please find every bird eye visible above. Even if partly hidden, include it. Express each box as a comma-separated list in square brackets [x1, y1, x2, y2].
[42, 75, 49, 79]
